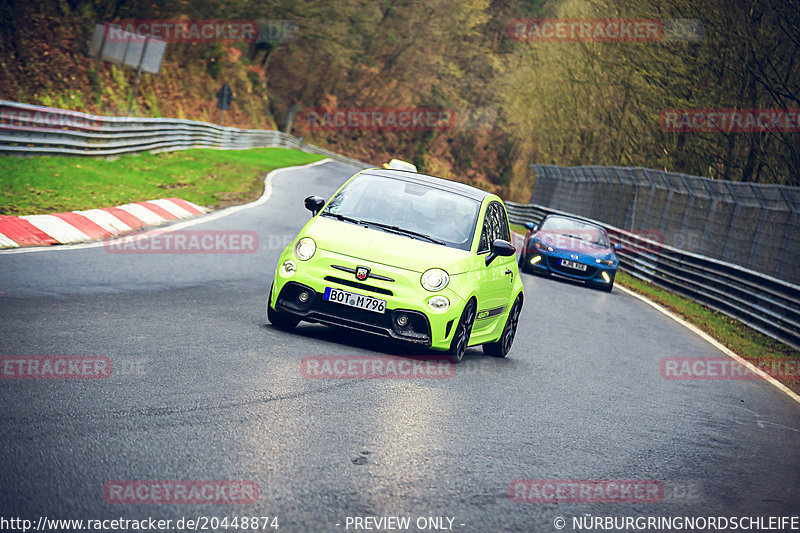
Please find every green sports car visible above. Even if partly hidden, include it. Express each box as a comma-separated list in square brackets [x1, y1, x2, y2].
[267, 168, 524, 362]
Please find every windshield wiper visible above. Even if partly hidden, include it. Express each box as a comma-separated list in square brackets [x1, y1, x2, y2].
[359, 220, 445, 245]
[321, 211, 361, 225]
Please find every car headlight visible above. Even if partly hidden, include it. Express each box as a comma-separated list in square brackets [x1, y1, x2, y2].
[294, 237, 316, 261]
[535, 241, 554, 252]
[421, 268, 449, 291]
[427, 295, 450, 311]
[595, 258, 615, 266]
[280, 259, 297, 277]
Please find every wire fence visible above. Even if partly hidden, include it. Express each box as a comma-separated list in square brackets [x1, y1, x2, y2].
[529, 165, 800, 285]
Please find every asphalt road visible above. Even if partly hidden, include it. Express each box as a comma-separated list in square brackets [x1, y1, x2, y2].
[1, 159, 798, 533]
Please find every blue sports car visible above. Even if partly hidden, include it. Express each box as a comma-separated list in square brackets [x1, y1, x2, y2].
[518, 214, 620, 292]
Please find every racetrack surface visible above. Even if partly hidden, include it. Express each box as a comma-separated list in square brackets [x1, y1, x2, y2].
[1, 160, 798, 532]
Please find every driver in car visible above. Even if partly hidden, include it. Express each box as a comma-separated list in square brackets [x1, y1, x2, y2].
[434, 198, 472, 244]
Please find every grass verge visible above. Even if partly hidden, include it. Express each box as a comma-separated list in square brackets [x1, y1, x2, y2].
[509, 222, 528, 235]
[0, 148, 326, 215]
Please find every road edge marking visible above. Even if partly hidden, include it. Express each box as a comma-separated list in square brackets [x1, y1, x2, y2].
[616, 283, 800, 406]
[0, 157, 335, 255]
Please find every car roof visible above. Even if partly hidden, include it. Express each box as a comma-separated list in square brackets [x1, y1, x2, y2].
[361, 168, 491, 201]
[542, 213, 607, 232]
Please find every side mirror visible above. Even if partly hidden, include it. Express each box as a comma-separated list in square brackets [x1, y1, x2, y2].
[524, 222, 537, 231]
[304, 195, 325, 216]
[614, 243, 622, 250]
[485, 239, 516, 266]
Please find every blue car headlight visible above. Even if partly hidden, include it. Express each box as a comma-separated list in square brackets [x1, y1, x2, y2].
[595, 258, 615, 266]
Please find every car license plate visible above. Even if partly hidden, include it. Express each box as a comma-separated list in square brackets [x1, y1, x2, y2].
[324, 287, 387, 314]
[560, 259, 587, 271]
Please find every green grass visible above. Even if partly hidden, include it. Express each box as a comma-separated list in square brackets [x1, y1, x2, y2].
[0, 148, 325, 215]
[510, 222, 528, 235]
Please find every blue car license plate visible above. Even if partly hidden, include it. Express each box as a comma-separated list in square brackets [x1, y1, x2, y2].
[560, 259, 587, 271]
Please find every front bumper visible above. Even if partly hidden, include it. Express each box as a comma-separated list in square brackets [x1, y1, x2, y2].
[275, 281, 435, 345]
[271, 249, 467, 350]
[525, 251, 617, 286]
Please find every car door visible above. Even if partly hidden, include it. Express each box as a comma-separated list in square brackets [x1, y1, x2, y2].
[472, 201, 515, 336]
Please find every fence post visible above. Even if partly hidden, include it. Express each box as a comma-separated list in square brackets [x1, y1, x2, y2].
[747, 185, 772, 270]
[678, 175, 696, 250]
[699, 179, 718, 258]
[639, 169, 657, 232]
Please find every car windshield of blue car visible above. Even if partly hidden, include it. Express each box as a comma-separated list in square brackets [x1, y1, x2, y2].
[323, 174, 480, 251]
[540, 216, 610, 248]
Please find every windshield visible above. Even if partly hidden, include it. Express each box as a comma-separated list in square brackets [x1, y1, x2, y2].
[323, 173, 480, 250]
[539, 216, 610, 248]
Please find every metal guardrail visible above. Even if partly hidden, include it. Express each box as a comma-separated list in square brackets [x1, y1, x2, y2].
[506, 202, 800, 351]
[0, 99, 370, 169]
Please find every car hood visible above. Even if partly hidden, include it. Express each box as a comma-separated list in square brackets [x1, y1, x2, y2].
[303, 216, 473, 274]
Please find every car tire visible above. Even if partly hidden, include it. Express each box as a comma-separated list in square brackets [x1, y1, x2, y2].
[483, 295, 522, 358]
[267, 286, 300, 329]
[600, 280, 614, 292]
[448, 299, 476, 364]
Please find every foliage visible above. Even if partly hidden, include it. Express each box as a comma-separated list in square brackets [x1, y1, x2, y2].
[0, 0, 797, 198]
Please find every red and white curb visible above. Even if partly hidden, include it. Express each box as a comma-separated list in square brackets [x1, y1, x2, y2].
[0, 198, 207, 249]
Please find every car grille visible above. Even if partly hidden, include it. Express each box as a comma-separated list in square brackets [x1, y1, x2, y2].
[323, 276, 394, 296]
